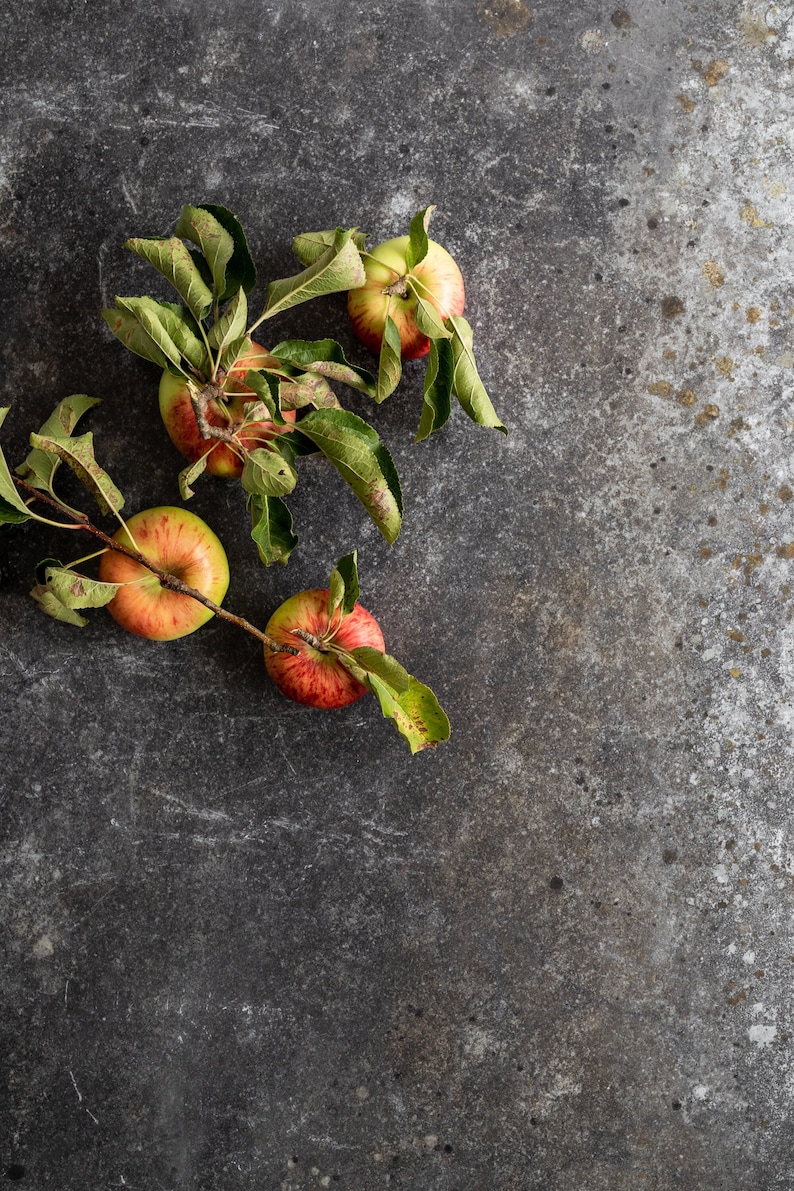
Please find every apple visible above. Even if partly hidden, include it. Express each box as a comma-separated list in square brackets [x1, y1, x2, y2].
[158, 341, 296, 479]
[347, 235, 465, 360]
[98, 506, 230, 640]
[263, 587, 385, 708]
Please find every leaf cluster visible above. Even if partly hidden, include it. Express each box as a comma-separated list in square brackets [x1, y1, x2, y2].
[0, 398, 126, 624]
[1, 398, 450, 752]
[100, 203, 404, 566]
[293, 205, 507, 440]
[319, 553, 450, 754]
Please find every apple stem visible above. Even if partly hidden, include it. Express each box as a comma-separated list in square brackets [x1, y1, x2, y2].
[291, 627, 329, 652]
[14, 478, 297, 656]
[189, 382, 240, 445]
[383, 276, 410, 298]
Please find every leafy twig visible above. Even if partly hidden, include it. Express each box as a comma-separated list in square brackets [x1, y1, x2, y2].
[14, 478, 296, 655]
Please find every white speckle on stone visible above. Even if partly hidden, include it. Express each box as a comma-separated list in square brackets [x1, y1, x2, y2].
[692, 1084, 709, 1100]
[580, 28, 606, 52]
[714, 864, 730, 883]
[388, 193, 414, 219]
[424, 1134, 438, 1149]
[748, 1023, 777, 1046]
[774, 351, 794, 368]
[33, 934, 54, 958]
[742, 950, 756, 965]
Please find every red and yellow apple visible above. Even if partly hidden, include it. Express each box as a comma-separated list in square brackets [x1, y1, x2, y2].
[158, 341, 296, 479]
[98, 506, 230, 640]
[347, 235, 465, 360]
[263, 587, 385, 708]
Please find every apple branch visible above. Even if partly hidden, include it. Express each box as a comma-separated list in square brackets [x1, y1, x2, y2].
[14, 478, 297, 655]
[189, 381, 240, 445]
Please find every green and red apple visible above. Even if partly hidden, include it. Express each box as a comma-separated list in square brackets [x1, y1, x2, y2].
[263, 587, 385, 708]
[98, 506, 230, 640]
[158, 341, 296, 479]
[347, 235, 465, 360]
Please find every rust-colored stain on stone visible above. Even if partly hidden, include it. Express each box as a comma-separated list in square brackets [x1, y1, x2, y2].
[732, 552, 764, 581]
[746, 306, 762, 323]
[715, 357, 736, 377]
[695, 404, 720, 426]
[702, 59, 729, 87]
[647, 380, 674, 397]
[741, 201, 771, 227]
[778, 484, 793, 503]
[676, 388, 698, 407]
[477, 0, 533, 36]
[677, 94, 696, 113]
[740, 12, 777, 47]
[702, 259, 725, 287]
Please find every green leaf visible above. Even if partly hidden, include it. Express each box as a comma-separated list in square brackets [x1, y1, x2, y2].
[114, 297, 185, 370]
[219, 334, 254, 375]
[328, 551, 359, 619]
[0, 495, 30, 524]
[101, 304, 172, 369]
[28, 431, 124, 517]
[261, 228, 366, 321]
[139, 300, 209, 372]
[295, 409, 402, 545]
[415, 338, 454, 442]
[207, 287, 248, 352]
[175, 204, 235, 299]
[199, 203, 257, 298]
[292, 228, 367, 267]
[350, 646, 411, 693]
[30, 584, 89, 626]
[239, 369, 284, 425]
[327, 569, 345, 622]
[404, 205, 436, 271]
[240, 447, 298, 499]
[447, 316, 507, 433]
[17, 395, 101, 492]
[178, 452, 209, 500]
[0, 408, 33, 521]
[367, 672, 451, 753]
[269, 338, 377, 397]
[249, 494, 298, 566]
[375, 314, 403, 404]
[279, 374, 338, 411]
[125, 236, 213, 321]
[43, 565, 120, 610]
[413, 293, 453, 341]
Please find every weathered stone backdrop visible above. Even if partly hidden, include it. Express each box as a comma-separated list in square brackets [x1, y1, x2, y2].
[1, 1, 793, 1188]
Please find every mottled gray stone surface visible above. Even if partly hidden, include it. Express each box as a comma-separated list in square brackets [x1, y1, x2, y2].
[2, 1, 793, 1188]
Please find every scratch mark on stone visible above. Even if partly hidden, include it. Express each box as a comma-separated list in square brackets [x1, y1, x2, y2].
[120, 176, 138, 214]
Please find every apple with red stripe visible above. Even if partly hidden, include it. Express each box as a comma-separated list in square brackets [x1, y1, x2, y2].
[98, 506, 230, 640]
[158, 341, 296, 479]
[347, 206, 465, 362]
[263, 553, 450, 753]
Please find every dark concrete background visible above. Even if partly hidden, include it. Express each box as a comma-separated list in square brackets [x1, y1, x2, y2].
[2, 1, 793, 1188]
